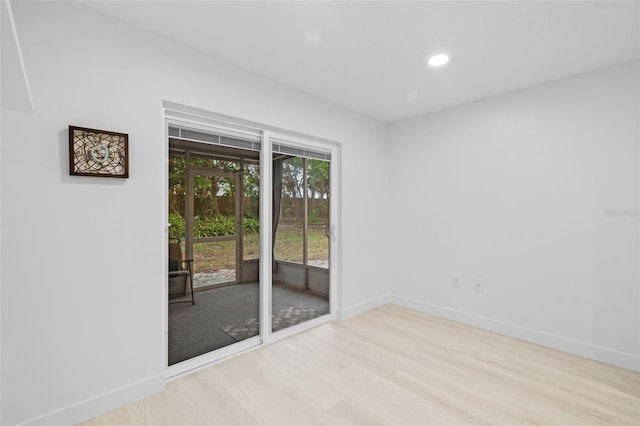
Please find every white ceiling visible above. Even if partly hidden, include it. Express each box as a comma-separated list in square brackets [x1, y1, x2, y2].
[80, 0, 639, 122]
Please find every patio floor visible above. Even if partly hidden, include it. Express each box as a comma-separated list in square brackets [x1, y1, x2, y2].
[168, 282, 329, 365]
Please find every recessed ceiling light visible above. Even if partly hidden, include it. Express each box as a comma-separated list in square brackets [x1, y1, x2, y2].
[428, 54, 449, 67]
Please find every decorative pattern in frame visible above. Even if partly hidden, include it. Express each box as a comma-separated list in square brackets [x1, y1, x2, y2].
[69, 126, 129, 178]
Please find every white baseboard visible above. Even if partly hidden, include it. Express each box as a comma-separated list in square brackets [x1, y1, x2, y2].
[20, 374, 164, 426]
[391, 294, 640, 373]
[339, 293, 391, 320]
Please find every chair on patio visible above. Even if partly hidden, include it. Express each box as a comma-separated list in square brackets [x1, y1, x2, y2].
[168, 239, 195, 305]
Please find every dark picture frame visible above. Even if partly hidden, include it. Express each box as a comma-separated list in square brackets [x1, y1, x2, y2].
[69, 126, 129, 178]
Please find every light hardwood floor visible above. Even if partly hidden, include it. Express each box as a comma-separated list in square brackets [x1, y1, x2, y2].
[82, 304, 640, 425]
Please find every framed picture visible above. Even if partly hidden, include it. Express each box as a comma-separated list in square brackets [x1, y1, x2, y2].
[69, 126, 129, 178]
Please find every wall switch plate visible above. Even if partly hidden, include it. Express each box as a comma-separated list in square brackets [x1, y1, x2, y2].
[473, 278, 485, 292]
[452, 275, 461, 288]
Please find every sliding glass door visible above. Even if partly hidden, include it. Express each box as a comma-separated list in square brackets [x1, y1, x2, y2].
[165, 110, 338, 372]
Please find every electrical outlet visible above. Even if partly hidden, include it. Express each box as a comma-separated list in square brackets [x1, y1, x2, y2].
[452, 275, 461, 288]
[473, 278, 485, 292]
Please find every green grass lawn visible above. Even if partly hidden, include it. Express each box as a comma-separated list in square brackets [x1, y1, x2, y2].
[191, 225, 329, 273]
[274, 225, 329, 263]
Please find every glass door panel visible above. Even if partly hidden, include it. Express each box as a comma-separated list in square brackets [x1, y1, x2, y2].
[272, 151, 330, 333]
[168, 140, 260, 367]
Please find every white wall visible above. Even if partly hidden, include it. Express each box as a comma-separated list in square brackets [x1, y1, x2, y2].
[389, 61, 639, 372]
[0, 1, 390, 424]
